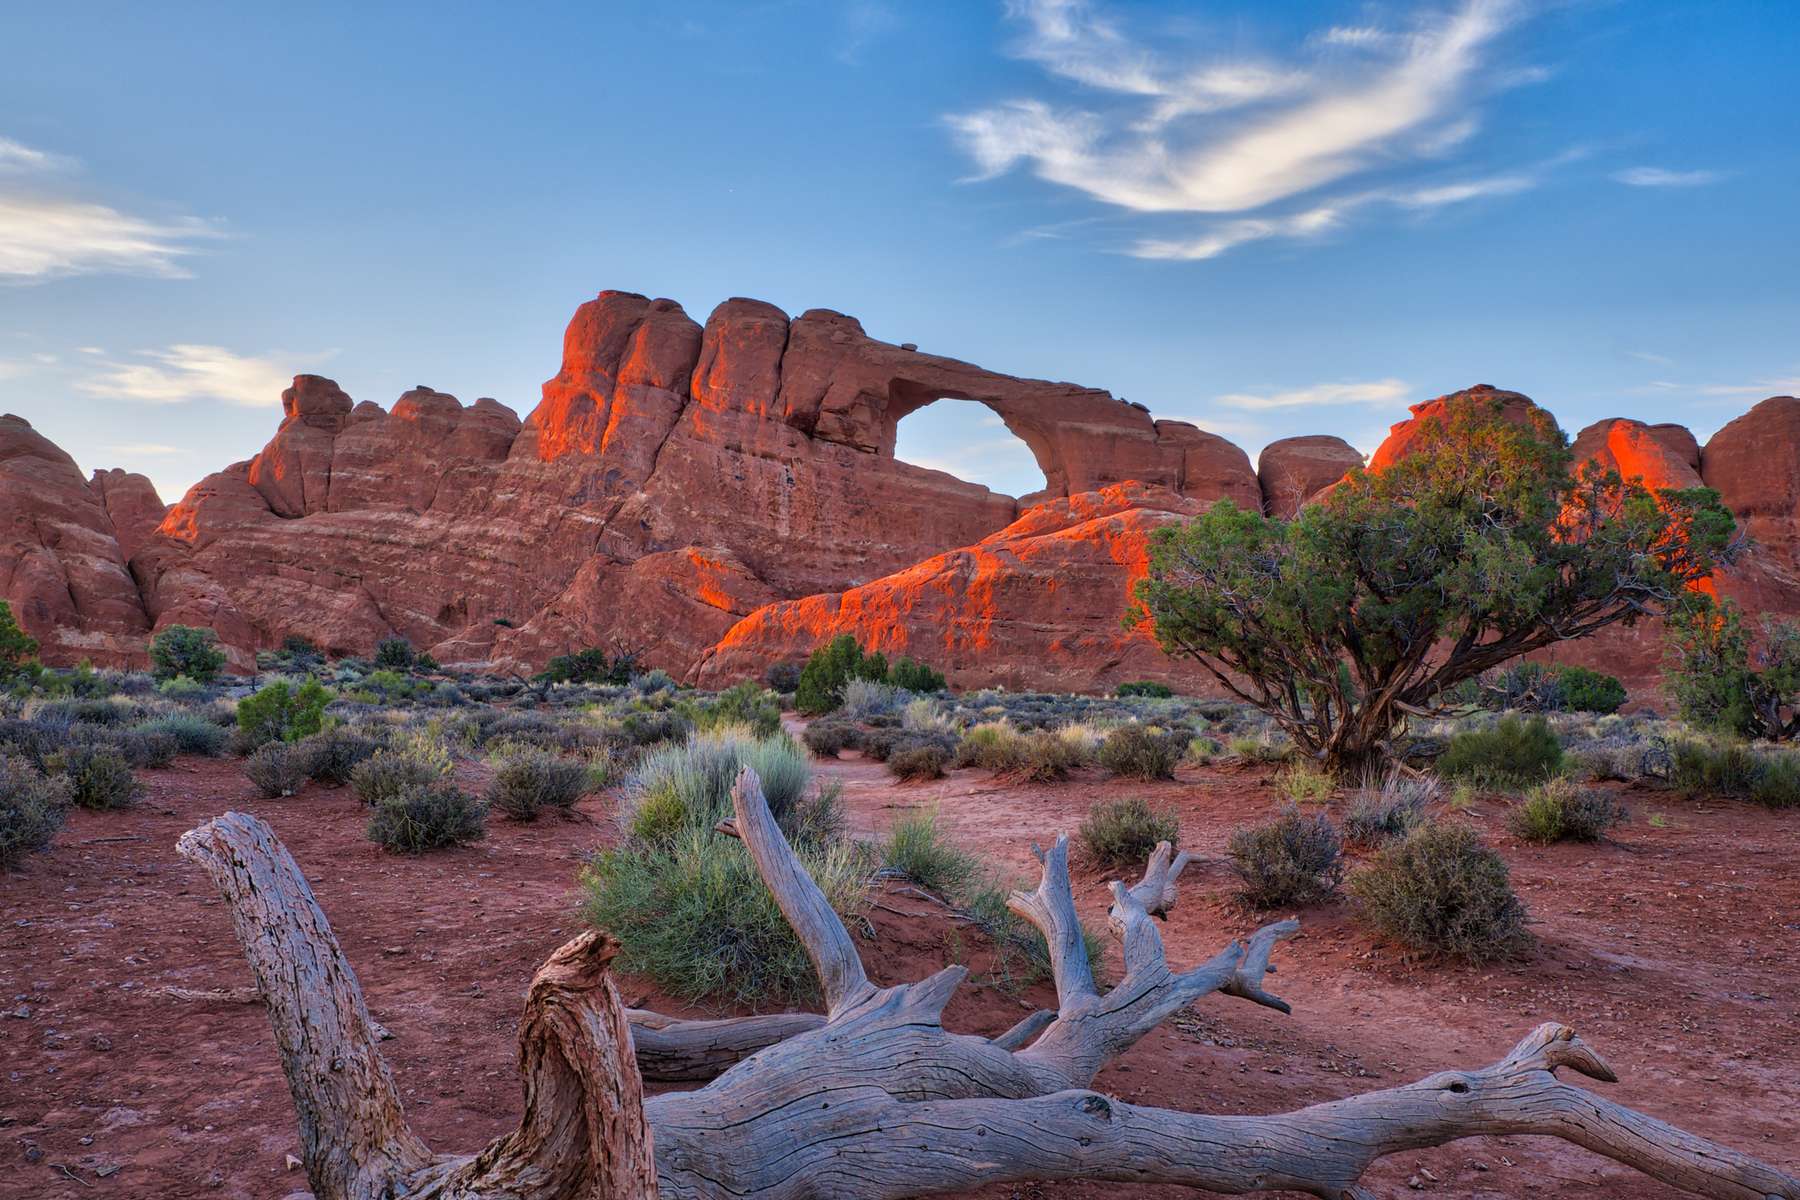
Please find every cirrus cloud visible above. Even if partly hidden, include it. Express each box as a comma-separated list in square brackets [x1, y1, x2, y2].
[78, 344, 310, 408]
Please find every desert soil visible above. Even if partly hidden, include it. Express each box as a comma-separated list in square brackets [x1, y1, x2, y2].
[2, 745, 1796, 1199]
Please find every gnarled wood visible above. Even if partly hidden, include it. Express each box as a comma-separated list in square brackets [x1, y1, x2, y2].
[182, 788, 1800, 1200]
[177, 812, 657, 1200]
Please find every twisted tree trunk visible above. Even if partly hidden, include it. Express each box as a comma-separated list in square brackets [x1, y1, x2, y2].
[177, 776, 1799, 1200]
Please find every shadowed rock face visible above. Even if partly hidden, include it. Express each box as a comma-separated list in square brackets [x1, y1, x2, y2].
[4, 290, 1797, 698]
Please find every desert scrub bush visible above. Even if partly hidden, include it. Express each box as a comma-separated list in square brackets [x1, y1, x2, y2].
[236, 678, 331, 747]
[155, 674, 210, 702]
[1509, 777, 1623, 844]
[1348, 821, 1530, 962]
[901, 697, 956, 735]
[373, 635, 417, 671]
[1342, 773, 1434, 848]
[46, 744, 139, 810]
[887, 656, 946, 694]
[1556, 666, 1627, 715]
[881, 807, 979, 896]
[352, 747, 448, 806]
[1000, 729, 1086, 783]
[487, 748, 591, 821]
[1438, 715, 1564, 788]
[1276, 761, 1335, 804]
[686, 681, 780, 737]
[150, 625, 226, 683]
[795, 634, 887, 715]
[1669, 738, 1800, 809]
[111, 726, 178, 769]
[1184, 735, 1222, 765]
[629, 668, 676, 695]
[1115, 680, 1173, 699]
[138, 712, 231, 757]
[582, 826, 868, 1006]
[617, 708, 692, 748]
[1226, 805, 1343, 909]
[0, 599, 40, 686]
[296, 727, 379, 785]
[0, 758, 68, 868]
[366, 782, 485, 853]
[1078, 796, 1179, 871]
[1665, 598, 1800, 739]
[763, 661, 803, 694]
[1096, 724, 1182, 781]
[802, 718, 858, 758]
[1227, 730, 1292, 763]
[244, 742, 311, 798]
[952, 720, 1021, 770]
[887, 742, 950, 781]
[839, 678, 909, 721]
[624, 731, 814, 843]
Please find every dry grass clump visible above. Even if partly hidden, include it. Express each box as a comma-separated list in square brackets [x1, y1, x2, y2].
[1226, 805, 1342, 909]
[1078, 796, 1179, 871]
[1348, 821, 1530, 962]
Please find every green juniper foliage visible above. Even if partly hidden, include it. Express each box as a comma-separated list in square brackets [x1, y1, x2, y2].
[1132, 394, 1737, 770]
[0, 600, 40, 684]
[795, 634, 888, 715]
[150, 625, 227, 683]
[236, 679, 332, 747]
[1665, 599, 1800, 740]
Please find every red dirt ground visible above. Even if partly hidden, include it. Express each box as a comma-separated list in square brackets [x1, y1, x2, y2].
[2, 746, 1795, 1199]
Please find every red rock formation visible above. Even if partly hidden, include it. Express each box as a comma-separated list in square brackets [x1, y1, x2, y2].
[9, 287, 1800, 701]
[698, 484, 1201, 692]
[88, 469, 166, 561]
[0, 415, 149, 663]
[1256, 435, 1363, 518]
[1700, 396, 1800, 618]
[1571, 417, 1704, 492]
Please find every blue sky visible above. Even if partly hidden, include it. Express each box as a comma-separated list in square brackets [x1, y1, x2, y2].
[1, 0, 1795, 503]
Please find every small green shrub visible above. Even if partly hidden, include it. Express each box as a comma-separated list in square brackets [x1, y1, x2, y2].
[840, 678, 909, 720]
[1348, 821, 1530, 962]
[1011, 730, 1088, 782]
[1438, 715, 1564, 787]
[0, 759, 68, 868]
[296, 727, 379, 785]
[1509, 777, 1623, 844]
[0, 599, 40, 684]
[352, 749, 447, 806]
[1115, 680, 1173, 699]
[1226, 805, 1343, 909]
[1078, 796, 1179, 871]
[888, 657, 946, 694]
[366, 783, 485, 853]
[1749, 751, 1800, 810]
[155, 675, 209, 701]
[953, 721, 1022, 770]
[1276, 761, 1335, 804]
[237, 679, 332, 747]
[373, 636, 417, 671]
[488, 749, 591, 821]
[540, 646, 637, 686]
[795, 635, 887, 715]
[1096, 725, 1182, 781]
[882, 807, 979, 896]
[763, 661, 803, 693]
[802, 718, 857, 758]
[1557, 666, 1626, 714]
[888, 742, 949, 781]
[47, 744, 139, 810]
[688, 681, 781, 737]
[581, 828, 867, 1005]
[1342, 777, 1432, 848]
[244, 742, 310, 798]
[138, 713, 231, 757]
[150, 625, 226, 682]
[114, 728, 178, 769]
[625, 731, 815, 842]
[1669, 737, 1760, 799]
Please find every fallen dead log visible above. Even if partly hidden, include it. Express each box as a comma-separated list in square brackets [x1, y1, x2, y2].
[176, 771, 1800, 1200]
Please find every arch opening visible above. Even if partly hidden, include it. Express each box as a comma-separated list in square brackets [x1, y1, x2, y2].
[891, 397, 1050, 500]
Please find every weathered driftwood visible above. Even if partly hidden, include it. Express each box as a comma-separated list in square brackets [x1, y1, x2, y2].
[177, 773, 1800, 1200]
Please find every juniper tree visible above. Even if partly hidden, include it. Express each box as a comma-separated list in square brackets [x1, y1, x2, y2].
[1132, 396, 1738, 771]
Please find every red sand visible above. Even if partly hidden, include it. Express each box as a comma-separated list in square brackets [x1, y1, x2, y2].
[2, 751, 1795, 1199]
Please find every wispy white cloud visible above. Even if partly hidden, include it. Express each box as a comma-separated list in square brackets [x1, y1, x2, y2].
[0, 135, 223, 282]
[1612, 166, 1721, 188]
[101, 441, 184, 456]
[951, 0, 1523, 216]
[836, 0, 899, 64]
[1694, 374, 1800, 398]
[78, 344, 305, 407]
[1216, 378, 1411, 411]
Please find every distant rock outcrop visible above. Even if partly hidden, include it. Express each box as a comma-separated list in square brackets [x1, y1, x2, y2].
[4, 291, 1796, 700]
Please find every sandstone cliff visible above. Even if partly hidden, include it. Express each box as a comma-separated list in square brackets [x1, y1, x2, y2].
[4, 289, 1796, 699]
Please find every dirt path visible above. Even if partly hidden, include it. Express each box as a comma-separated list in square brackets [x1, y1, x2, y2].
[1, 751, 1795, 1198]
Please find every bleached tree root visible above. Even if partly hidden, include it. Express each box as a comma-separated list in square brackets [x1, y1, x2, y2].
[178, 780, 1799, 1200]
